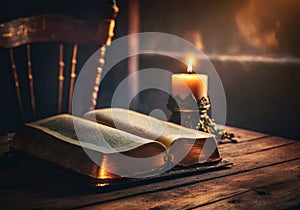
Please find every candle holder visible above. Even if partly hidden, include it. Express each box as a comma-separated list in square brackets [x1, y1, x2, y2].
[167, 95, 236, 143]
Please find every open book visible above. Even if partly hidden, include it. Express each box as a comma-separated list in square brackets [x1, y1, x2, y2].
[12, 108, 221, 180]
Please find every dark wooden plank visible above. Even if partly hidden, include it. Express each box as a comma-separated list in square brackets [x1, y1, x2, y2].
[219, 136, 296, 158]
[199, 176, 300, 210]
[1, 139, 298, 209]
[84, 159, 300, 210]
[224, 126, 270, 143]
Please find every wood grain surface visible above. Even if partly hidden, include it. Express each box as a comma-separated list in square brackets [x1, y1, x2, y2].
[0, 126, 299, 210]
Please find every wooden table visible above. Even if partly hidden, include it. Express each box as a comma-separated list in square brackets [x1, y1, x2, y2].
[1, 127, 300, 209]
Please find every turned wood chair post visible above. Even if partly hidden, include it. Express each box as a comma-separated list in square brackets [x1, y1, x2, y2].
[8, 48, 23, 120]
[26, 44, 36, 118]
[68, 44, 78, 113]
[57, 43, 65, 114]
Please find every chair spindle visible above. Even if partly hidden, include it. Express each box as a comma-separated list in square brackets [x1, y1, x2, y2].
[90, 46, 106, 110]
[68, 44, 78, 113]
[57, 44, 65, 113]
[26, 44, 36, 118]
[9, 48, 23, 120]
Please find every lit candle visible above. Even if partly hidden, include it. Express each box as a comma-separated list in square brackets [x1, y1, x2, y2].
[172, 58, 208, 100]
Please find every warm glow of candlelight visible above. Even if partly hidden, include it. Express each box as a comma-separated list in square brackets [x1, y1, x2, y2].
[96, 183, 109, 187]
[187, 58, 193, 73]
[97, 156, 111, 179]
[172, 57, 208, 100]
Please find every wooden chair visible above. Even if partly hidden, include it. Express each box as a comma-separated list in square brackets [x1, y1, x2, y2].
[0, 2, 118, 125]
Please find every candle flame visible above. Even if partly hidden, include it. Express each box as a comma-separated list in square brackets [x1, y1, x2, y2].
[187, 58, 193, 73]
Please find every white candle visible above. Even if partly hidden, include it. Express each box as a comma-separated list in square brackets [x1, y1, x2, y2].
[172, 58, 208, 100]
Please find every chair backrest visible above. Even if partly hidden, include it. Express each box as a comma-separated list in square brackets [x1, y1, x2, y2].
[0, 4, 118, 124]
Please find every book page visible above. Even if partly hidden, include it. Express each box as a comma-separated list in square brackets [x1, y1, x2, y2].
[27, 114, 165, 154]
[84, 108, 215, 148]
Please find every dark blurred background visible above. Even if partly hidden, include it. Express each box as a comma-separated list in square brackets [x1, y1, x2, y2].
[138, 0, 300, 141]
[1, 0, 300, 140]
